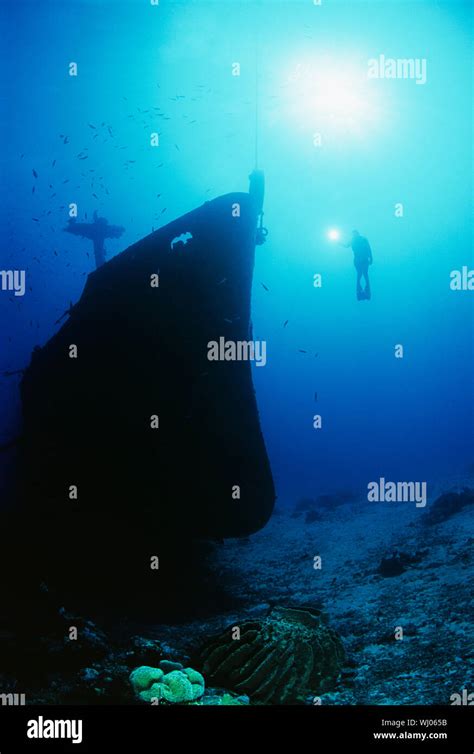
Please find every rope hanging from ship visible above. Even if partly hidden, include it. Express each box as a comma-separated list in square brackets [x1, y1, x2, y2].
[249, 4, 268, 247]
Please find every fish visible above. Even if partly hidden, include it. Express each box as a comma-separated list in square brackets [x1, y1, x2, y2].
[283, 320, 289, 327]
[52, 160, 56, 167]
[32, 169, 38, 178]
[261, 283, 269, 291]
[88, 123, 96, 129]
[298, 349, 307, 353]
[217, 278, 227, 286]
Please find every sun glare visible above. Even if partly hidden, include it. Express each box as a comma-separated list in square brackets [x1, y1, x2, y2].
[284, 58, 380, 138]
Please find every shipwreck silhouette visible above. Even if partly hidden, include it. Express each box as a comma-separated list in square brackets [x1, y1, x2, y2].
[16, 191, 275, 607]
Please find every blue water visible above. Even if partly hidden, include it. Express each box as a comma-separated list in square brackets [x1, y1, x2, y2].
[1, 0, 472, 506]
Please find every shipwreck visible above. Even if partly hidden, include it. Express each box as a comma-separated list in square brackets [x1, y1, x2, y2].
[16, 186, 275, 606]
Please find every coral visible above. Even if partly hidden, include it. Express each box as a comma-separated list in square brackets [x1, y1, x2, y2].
[129, 665, 204, 704]
[193, 691, 250, 705]
[197, 605, 344, 704]
[158, 660, 183, 674]
[219, 693, 249, 705]
[129, 666, 164, 696]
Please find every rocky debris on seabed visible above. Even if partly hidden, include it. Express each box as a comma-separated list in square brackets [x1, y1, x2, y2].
[377, 549, 428, 577]
[0, 611, 171, 704]
[305, 510, 322, 524]
[291, 491, 357, 519]
[422, 487, 474, 525]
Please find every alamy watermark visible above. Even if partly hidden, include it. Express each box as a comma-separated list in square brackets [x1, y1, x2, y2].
[0, 269, 26, 297]
[450, 689, 474, 705]
[0, 692, 25, 705]
[27, 716, 83, 745]
[207, 337, 267, 367]
[367, 477, 427, 507]
[368, 55, 427, 85]
[450, 266, 474, 291]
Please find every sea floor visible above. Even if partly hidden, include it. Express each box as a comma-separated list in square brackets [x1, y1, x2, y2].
[153, 474, 474, 705]
[3, 475, 472, 705]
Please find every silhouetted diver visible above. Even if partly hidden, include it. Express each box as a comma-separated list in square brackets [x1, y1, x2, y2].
[340, 230, 373, 300]
[64, 211, 125, 269]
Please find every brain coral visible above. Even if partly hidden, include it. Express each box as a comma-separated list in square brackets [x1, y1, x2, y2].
[130, 664, 205, 704]
[197, 605, 344, 704]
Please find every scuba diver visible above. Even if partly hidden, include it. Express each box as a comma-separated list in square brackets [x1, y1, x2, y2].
[64, 211, 125, 269]
[340, 230, 373, 300]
